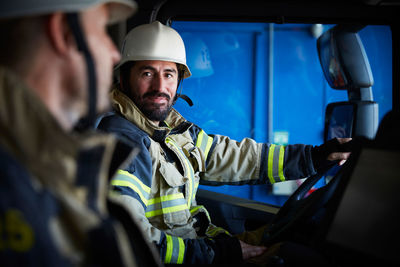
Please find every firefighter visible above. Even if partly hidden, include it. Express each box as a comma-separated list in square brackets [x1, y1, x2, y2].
[0, 1, 161, 266]
[97, 21, 351, 265]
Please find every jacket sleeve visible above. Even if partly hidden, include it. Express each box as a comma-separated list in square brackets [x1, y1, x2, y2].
[189, 125, 317, 185]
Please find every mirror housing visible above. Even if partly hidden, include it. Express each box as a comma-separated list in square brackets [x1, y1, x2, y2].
[324, 101, 379, 141]
[317, 26, 374, 91]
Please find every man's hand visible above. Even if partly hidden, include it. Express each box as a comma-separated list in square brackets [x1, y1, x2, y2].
[240, 240, 267, 260]
[312, 138, 354, 172]
[327, 138, 352, 165]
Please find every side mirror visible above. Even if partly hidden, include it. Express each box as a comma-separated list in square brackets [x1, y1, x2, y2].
[317, 26, 374, 91]
[324, 101, 379, 141]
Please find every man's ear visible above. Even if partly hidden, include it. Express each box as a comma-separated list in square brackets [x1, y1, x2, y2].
[46, 13, 74, 55]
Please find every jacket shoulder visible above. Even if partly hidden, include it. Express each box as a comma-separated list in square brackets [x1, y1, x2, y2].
[97, 112, 150, 148]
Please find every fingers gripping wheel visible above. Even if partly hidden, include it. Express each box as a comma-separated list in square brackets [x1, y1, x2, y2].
[261, 163, 345, 247]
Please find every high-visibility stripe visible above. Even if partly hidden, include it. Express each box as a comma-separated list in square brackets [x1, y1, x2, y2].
[111, 170, 151, 206]
[196, 130, 213, 160]
[190, 205, 211, 221]
[278, 145, 285, 182]
[146, 204, 188, 218]
[267, 145, 286, 184]
[148, 193, 184, 205]
[206, 226, 230, 237]
[165, 235, 173, 263]
[166, 138, 196, 208]
[163, 120, 172, 129]
[267, 145, 276, 184]
[165, 235, 185, 264]
[145, 193, 187, 218]
[177, 238, 185, 263]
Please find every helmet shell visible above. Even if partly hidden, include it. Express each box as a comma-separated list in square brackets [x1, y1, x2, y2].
[0, 0, 136, 24]
[117, 21, 192, 79]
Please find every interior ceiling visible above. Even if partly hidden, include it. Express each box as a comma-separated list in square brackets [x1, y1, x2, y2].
[127, 0, 400, 28]
[133, 0, 400, 8]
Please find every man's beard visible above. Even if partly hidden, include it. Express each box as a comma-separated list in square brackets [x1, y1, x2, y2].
[133, 91, 177, 122]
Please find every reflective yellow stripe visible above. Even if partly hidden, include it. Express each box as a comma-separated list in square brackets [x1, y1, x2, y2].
[206, 226, 230, 237]
[165, 235, 185, 264]
[196, 130, 213, 160]
[163, 120, 172, 129]
[196, 130, 204, 148]
[177, 238, 185, 263]
[148, 193, 184, 205]
[190, 205, 211, 221]
[267, 145, 276, 184]
[165, 235, 173, 263]
[111, 170, 151, 206]
[166, 138, 195, 208]
[204, 136, 213, 160]
[145, 204, 188, 218]
[278, 145, 285, 181]
[115, 170, 150, 193]
[145, 193, 187, 217]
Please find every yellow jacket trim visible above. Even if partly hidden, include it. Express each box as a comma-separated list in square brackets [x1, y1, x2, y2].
[145, 204, 188, 218]
[278, 145, 286, 182]
[148, 193, 184, 205]
[267, 145, 276, 184]
[267, 144, 286, 184]
[165, 234, 185, 264]
[111, 170, 151, 206]
[145, 193, 188, 217]
[196, 130, 214, 160]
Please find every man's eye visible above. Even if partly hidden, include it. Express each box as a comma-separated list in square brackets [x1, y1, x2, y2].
[143, 72, 152, 77]
[166, 73, 173, 78]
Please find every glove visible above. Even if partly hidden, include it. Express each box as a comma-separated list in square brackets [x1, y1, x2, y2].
[311, 138, 354, 173]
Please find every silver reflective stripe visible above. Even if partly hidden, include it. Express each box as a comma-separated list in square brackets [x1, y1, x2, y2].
[272, 145, 281, 182]
[146, 197, 187, 213]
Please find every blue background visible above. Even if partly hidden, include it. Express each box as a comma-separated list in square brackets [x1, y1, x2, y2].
[171, 22, 392, 206]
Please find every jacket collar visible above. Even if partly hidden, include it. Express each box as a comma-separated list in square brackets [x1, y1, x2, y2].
[0, 66, 135, 216]
[110, 88, 190, 140]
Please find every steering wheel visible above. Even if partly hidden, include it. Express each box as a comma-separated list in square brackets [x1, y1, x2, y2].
[261, 160, 353, 247]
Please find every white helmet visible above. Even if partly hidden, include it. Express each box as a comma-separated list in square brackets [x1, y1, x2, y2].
[117, 21, 192, 79]
[0, 0, 137, 23]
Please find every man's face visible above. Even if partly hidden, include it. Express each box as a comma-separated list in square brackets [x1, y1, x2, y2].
[128, 60, 179, 123]
[79, 4, 121, 114]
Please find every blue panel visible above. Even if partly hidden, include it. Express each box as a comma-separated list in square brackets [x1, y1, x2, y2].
[171, 21, 392, 206]
[172, 22, 268, 141]
[273, 24, 327, 145]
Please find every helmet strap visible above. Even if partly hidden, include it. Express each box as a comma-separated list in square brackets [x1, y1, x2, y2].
[176, 70, 193, 107]
[66, 13, 97, 131]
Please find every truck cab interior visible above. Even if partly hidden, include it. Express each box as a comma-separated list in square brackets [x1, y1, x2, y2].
[113, 0, 400, 265]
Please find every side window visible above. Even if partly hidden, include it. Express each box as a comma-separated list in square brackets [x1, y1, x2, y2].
[172, 21, 392, 206]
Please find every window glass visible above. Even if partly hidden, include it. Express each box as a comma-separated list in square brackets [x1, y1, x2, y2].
[171, 21, 392, 206]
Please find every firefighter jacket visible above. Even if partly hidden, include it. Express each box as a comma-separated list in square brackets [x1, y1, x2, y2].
[0, 67, 161, 266]
[97, 88, 318, 265]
